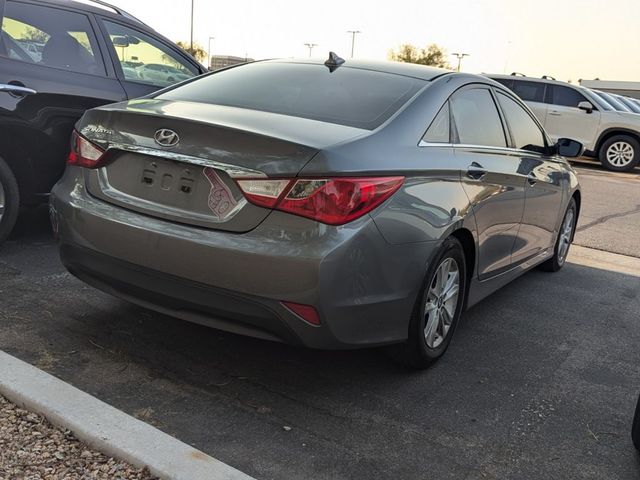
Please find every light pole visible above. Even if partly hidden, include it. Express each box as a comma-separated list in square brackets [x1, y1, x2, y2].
[208, 36, 215, 70]
[347, 30, 361, 58]
[451, 52, 470, 72]
[190, 0, 194, 52]
[304, 43, 318, 58]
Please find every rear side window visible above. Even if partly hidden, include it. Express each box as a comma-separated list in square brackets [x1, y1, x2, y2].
[549, 85, 587, 108]
[497, 92, 546, 154]
[492, 78, 514, 89]
[0, 1, 105, 75]
[511, 80, 545, 103]
[450, 88, 506, 148]
[422, 103, 450, 143]
[157, 62, 426, 130]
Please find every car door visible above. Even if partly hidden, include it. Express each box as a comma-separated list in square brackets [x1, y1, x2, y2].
[452, 86, 527, 279]
[0, 0, 126, 197]
[510, 79, 549, 125]
[495, 90, 565, 263]
[543, 84, 601, 146]
[97, 18, 202, 99]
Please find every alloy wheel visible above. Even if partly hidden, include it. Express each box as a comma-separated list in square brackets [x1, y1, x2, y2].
[424, 257, 460, 349]
[606, 141, 635, 167]
[557, 207, 575, 265]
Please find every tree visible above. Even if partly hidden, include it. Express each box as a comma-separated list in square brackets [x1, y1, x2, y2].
[388, 43, 450, 69]
[21, 26, 48, 44]
[176, 41, 207, 63]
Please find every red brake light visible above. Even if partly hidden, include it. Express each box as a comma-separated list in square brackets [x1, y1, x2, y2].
[67, 130, 106, 169]
[236, 176, 404, 225]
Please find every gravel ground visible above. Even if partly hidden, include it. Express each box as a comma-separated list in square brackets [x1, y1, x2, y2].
[0, 395, 157, 480]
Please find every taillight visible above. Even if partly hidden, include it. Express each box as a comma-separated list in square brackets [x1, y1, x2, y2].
[67, 130, 106, 169]
[236, 176, 404, 225]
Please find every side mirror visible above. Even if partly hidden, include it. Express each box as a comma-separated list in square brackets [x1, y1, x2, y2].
[112, 36, 130, 48]
[578, 101, 594, 114]
[556, 138, 583, 158]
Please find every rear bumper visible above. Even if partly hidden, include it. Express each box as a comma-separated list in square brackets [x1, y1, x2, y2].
[51, 167, 438, 349]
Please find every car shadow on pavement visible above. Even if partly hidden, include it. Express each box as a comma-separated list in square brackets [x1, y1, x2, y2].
[2, 207, 640, 480]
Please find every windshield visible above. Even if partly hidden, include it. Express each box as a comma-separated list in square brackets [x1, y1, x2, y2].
[581, 88, 615, 111]
[614, 95, 640, 114]
[593, 90, 632, 112]
[156, 62, 427, 130]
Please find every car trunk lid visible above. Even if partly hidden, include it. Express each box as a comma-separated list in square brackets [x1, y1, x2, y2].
[79, 99, 368, 232]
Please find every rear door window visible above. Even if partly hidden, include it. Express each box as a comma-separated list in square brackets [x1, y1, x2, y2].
[0, 1, 105, 75]
[102, 20, 198, 88]
[450, 88, 506, 147]
[511, 80, 546, 103]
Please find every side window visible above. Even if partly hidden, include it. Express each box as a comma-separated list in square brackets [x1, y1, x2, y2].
[497, 92, 547, 154]
[422, 102, 450, 143]
[549, 85, 587, 108]
[0, 1, 105, 75]
[450, 88, 506, 148]
[492, 78, 514, 89]
[102, 20, 198, 88]
[511, 80, 545, 103]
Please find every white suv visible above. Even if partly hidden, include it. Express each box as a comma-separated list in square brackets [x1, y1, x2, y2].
[488, 74, 640, 172]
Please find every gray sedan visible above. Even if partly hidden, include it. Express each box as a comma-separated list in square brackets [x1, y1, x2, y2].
[50, 55, 582, 368]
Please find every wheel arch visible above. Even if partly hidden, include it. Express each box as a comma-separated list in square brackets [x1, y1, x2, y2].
[450, 228, 476, 287]
[595, 128, 640, 155]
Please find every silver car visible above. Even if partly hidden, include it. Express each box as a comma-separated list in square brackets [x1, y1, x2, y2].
[51, 56, 582, 368]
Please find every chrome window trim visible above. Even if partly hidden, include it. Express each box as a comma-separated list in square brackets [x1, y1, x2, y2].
[419, 140, 549, 157]
[106, 144, 267, 178]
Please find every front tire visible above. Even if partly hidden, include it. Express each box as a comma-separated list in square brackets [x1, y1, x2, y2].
[0, 157, 20, 246]
[390, 237, 467, 369]
[599, 135, 640, 172]
[540, 198, 577, 272]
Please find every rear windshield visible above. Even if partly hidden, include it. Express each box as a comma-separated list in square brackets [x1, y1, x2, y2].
[156, 62, 427, 130]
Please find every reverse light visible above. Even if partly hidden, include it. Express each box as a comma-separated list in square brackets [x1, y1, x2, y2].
[236, 176, 404, 225]
[67, 130, 106, 169]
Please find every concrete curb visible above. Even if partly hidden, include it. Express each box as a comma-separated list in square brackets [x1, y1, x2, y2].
[0, 350, 255, 480]
[569, 245, 640, 277]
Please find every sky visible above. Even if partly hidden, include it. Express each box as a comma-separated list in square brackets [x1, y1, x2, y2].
[117, 0, 639, 82]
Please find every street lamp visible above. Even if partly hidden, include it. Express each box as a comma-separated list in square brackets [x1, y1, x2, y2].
[304, 43, 318, 58]
[208, 36, 215, 70]
[190, 0, 194, 52]
[451, 52, 470, 72]
[347, 30, 361, 58]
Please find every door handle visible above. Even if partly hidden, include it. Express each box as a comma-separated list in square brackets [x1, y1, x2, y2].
[548, 110, 561, 116]
[466, 162, 487, 180]
[0, 84, 37, 96]
[527, 173, 538, 185]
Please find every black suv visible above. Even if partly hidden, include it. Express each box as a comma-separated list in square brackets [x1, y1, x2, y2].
[0, 0, 207, 243]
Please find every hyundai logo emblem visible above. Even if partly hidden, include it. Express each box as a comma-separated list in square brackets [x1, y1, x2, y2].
[154, 128, 180, 147]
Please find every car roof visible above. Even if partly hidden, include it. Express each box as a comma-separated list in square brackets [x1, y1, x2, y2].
[265, 58, 453, 82]
[25, 0, 147, 26]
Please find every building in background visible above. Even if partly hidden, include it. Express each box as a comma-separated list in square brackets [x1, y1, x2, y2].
[579, 80, 640, 99]
[209, 55, 254, 71]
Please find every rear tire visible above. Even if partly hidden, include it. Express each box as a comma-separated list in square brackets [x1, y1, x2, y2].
[633, 393, 640, 451]
[540, 198, 577, 272]
[599, 135, 640, 172]
[389, 237, 467, 370]
[0, 157, 20, 246]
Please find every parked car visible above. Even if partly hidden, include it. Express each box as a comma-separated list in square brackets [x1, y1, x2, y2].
[136, 63, 193, 86]
[634, 393, 640, 450]
[0, 0, 207, 244]
[487, 74, 640, 172]
[50, 57, 583, 368]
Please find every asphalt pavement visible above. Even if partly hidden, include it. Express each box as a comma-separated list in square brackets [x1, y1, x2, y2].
[0, 164, 639, 479]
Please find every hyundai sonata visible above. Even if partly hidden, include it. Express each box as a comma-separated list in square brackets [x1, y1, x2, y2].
[50, 55, 582, 368]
